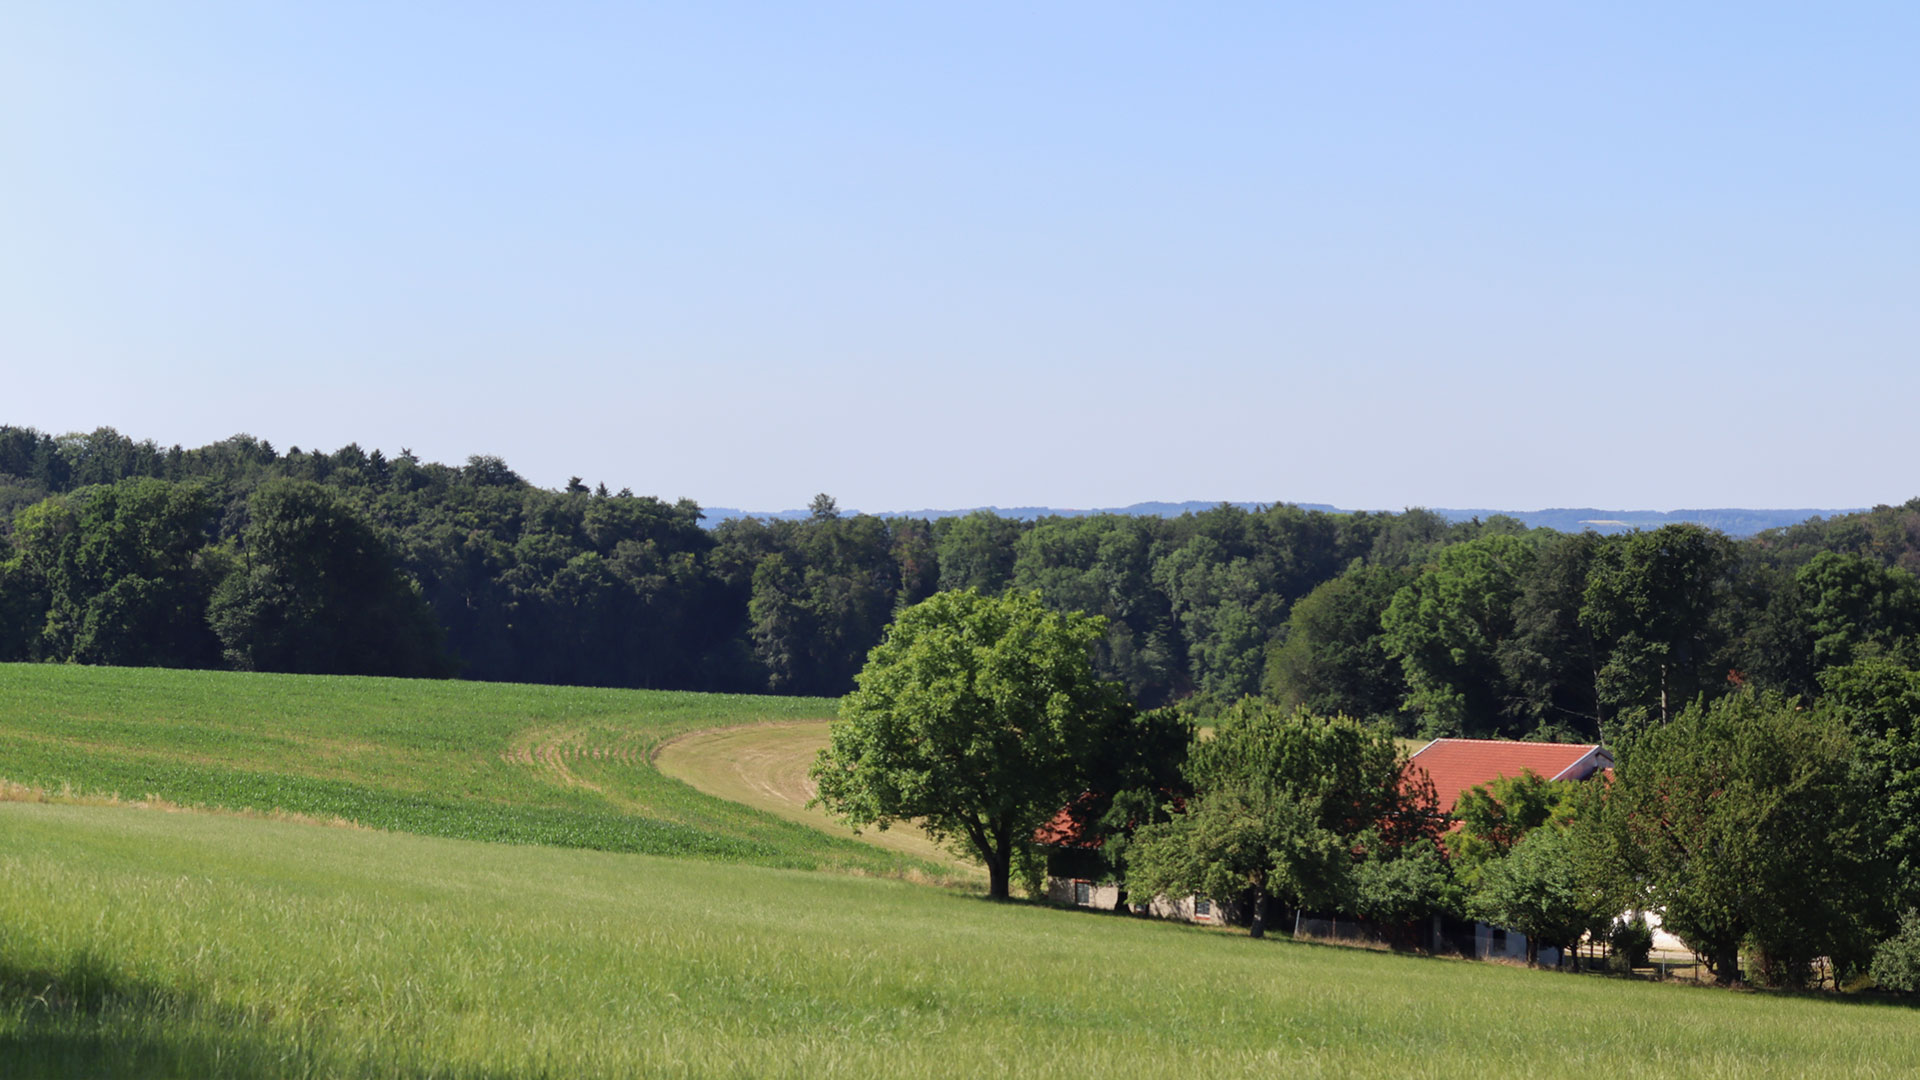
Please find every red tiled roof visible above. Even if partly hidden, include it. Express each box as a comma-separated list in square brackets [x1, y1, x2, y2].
[1407, 738, 1610, 814]
[1033, 792, 1103, 848]
[1034, 790, 1186, 847]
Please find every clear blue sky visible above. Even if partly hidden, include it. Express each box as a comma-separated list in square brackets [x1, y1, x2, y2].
[6, 3, 1916, 512]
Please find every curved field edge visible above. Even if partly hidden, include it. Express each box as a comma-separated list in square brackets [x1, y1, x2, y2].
[0, 663, 947, 877]
[6, 802, 1920, 1080]
[653, 720, 983, 878]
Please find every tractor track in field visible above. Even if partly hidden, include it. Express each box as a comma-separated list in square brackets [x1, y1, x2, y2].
[491, 719, 974, 875]
[501, 728, 648, 794]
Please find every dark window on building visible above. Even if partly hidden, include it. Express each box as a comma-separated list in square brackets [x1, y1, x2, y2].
[1194, 897, 1212, 919]
[1074, 880, 1092, 905]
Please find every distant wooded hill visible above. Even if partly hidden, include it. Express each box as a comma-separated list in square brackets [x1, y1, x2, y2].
[706, 502, 1861, 539]
[3, 424, 1917, 739]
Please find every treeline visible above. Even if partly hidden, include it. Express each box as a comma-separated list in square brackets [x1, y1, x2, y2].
[1114, 680, 1920, 990]
[4, 425, 1920, 740]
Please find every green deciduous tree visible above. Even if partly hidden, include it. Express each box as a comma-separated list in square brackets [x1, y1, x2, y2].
[1262, 562, 1414, 723]
[1723, 555, 1815, 699]
[1497, 532, 1606, 740]
[1125, 702, 1438, 938]
[1152, 523, 1287, 703]
[9, 479, 223, 667]
[1580, 524, 1736, 723]
[1610, 690, 1888, 985]
[1445, 770, 1577, 893]
[1818, 659, 1920, 908]
[1350, 840, 1453, 938]
[0, 540, 51, 663]
[1470, 809, 1616, 967]
[1032, 703, 1196, 911]
[809, 589, 1136, 900]
[934, 511, 1024, 595]
[209, 480, 450, 677]
[1012, 514, 1180, 707]
[1382, 535, 1538, 736]
[1796, 552, 1920, 672]
[717, 512, 905, 696]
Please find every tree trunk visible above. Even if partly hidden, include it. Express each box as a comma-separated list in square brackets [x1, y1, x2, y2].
[1112, 886, 1130, 914]
[1248, 888, 1270, 940]
[968, 821, 1014, 901]
[1708, 947, 1741, 986]
[986, 852, 1011, 900]
[1526, 936, 1540, 968]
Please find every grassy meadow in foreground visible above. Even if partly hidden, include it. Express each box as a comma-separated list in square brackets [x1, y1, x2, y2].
[0, 663, 939, 876]
[6, 802, 1920, 1079]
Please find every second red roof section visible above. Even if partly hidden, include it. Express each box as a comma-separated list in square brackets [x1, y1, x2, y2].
[1406, 738, 1614, 814]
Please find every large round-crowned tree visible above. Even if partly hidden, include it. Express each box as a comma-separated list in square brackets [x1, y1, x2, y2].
[810, 589, 1135, 900]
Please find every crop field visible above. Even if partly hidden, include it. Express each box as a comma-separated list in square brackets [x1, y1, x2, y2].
[0, 663, 945, 877]
[654, 720, 977, 875]
[8, 801, 1920, 1079]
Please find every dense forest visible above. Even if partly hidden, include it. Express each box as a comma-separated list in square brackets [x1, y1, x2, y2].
[4, 424, 1920, 743]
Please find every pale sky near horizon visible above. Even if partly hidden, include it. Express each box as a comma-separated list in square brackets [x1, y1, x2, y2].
[5, 3, 1917, 513]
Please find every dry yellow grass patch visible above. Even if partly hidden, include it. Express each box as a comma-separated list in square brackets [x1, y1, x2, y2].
[653, 720, 983, 879]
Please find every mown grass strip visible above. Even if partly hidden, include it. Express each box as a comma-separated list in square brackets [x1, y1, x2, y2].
[654, 720, 980, 875]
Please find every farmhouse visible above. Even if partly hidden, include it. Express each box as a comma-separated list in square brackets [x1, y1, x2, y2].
[1040, 737, 1619, 953]
[1406, 737, 1614, 961]
[1035, 794, 1227, 924]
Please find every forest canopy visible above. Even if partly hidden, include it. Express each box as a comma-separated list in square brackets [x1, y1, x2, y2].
[5, 424, 1920, 742]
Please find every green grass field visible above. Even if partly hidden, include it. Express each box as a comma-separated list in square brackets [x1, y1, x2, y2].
[7, 801, 1920, 1079]
[6, 663, 1920, 1078]
[0, 663, 942, 877]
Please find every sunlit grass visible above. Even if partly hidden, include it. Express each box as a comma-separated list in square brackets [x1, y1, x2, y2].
[4, 803, 1918, 1078]
[654, 719, 979, 876]
[6, 664, 1918, 1077]
[0, 663, 935, 875]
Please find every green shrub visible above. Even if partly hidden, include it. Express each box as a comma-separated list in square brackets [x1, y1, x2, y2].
[1609, 915, 1653, 972]
[1872, 909, 1920, 993]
